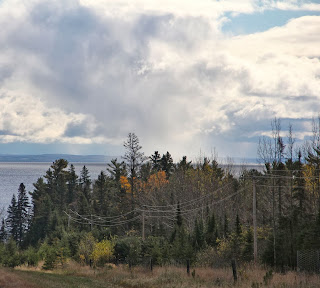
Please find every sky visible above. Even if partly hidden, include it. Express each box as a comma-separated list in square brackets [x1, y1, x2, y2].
[0, 0, 320, 161]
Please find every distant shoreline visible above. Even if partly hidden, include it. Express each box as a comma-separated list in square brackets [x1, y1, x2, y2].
[0, 154, 117, 163]
[0, 154, 260, 164]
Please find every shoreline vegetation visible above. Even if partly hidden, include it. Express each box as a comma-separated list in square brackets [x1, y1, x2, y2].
[2, 122, 320, 285]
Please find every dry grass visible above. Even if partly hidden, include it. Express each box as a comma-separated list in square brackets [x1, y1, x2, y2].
[0, 268, 39, 288]
[2, 262, 320, 288]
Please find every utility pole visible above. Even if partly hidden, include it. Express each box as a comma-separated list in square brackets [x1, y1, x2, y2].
[142, 210, 145, 241]
[253, 178, 258, 264]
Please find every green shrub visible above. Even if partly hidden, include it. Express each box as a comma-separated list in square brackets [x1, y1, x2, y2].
[2, 239, 20, 268]
[24, 246, 40, 266]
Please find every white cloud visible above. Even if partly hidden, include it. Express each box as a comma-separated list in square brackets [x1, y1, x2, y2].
[0, 0, 320, 158]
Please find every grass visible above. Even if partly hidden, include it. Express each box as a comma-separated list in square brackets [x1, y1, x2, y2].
[1, 261, 320, 288]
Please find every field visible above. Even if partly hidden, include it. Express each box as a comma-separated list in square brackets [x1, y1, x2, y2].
[0, 262, 320, 288]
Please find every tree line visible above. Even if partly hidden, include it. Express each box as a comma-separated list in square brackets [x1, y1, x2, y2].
[1, 123, 320, 270]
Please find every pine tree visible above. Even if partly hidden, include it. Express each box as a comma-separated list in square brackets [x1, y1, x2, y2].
[28, 178, 52, 244]
[150, 151, 162, 172]
[80, 166, 92, 203]
[107, 158, 127, 183]
[176, 202, 183, 227]
[206, 211, 217, 246]
[93, 171, 107, 215]
[161, 152, 174, 179]
[123, 133, 145, 209]
[67, 164, 78, 205]
[242, 227, 253, 262]
[7, 194, 18, 241]
[193, 218, 205, 250]
[0, 218, 7, 242]
[16, 183, 29, 245]
[177, 156, 192, 173]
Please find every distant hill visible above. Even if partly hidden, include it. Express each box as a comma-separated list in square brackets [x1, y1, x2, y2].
[0, 154, 118, 163]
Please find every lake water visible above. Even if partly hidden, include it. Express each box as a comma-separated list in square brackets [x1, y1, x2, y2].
[0, 162, 108, 212]
[0, 162, 264, 213]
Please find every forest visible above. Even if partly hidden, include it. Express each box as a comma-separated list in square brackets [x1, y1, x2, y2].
[1, 118, 320, 273]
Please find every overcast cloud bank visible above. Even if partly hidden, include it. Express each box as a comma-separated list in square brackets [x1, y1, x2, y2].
[0, 0, 319, 158]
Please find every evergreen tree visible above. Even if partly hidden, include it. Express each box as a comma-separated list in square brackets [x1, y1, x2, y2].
[7, 194, 18, 241]
[16, 183, 29, 245]
[139, 162, 152, 182]
[122, 133, 145, 209]
[0, 218, 7, 242]
[242, 227, 253, 262]
[193, 218, 205, 250]
[206, 211, 217, 246]
[161, 152, 174, 179]
[176, 202, 183, 227]
[67, 164, 78, 205]
[93, 171, 107, 215]
[177, 156, 192, 173]
[79, 166, 92, 203]
[28, 178, 52, 245]
[150, 151, 162, 172]
[107, 158, 127, 183]
[211, 159, 224, 180]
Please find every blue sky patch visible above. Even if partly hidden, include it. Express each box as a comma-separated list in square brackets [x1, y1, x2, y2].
[222, 9, 320, 35]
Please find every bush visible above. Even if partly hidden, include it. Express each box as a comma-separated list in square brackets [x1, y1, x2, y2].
[114, 237, 142, 266]
[2, 239, 21, 268]
[91, 238, 115, 267]
[24, 246, 39, 266]
[142, 236, 171, 265]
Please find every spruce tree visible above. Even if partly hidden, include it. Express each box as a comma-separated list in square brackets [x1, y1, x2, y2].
[206, 211, 217, 246]
[193, 218, 205, 250]
[0, 218, 7, 242]
[123, 132, 145, 209]
[67, 164, 78, 205]
[7, 194, 18, 241]
[150, 151, 162, 172]
[93, 171, 107, 215]
[161, 152, 174, 179]
[16, 183, 29, 245]
[107, 158, 127, 183]
[80, 166, 92, 203]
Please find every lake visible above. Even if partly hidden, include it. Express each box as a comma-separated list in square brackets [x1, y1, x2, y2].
[0, 162, 108, 212]
[0, 162, 264, 213]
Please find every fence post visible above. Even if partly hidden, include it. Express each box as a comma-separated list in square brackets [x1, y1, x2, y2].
[231, 259, 237, 283]
[150, 257, 153, 272]
[187, 259, 190, 276]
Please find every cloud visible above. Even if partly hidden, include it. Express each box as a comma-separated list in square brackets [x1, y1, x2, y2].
[0, 0, 320, 158]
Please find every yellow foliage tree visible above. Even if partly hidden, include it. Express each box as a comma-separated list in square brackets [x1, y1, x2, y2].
[146, 171, 168, 193]
[120, 175, 131, 195]
[91, 239, 115, 267]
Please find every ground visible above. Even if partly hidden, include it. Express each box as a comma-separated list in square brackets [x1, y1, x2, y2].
[0, 262, 320, 288]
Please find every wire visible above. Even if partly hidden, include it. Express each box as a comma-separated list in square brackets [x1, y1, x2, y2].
[64, 211, 141, 227]
[141, 181, 234, 209]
